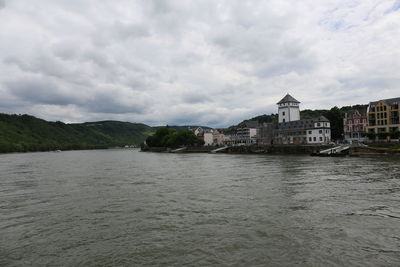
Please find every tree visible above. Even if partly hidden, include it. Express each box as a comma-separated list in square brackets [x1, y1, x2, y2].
[366, 132, 376, 140]
[322, 106, 344, 141]
[377, 132, 389, 140]
[145, 127, 176, 147]
[390, 131, 400, 139]
[145, 128, 202, 148]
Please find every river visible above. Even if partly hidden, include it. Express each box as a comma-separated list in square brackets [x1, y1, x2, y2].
[1, 149, 400, 266]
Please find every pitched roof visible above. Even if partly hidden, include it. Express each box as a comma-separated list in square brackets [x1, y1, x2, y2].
[238, 120, 259, 128]
[277, 94, 300, 104]
[369, 97, 400, 107]
[276, 116, 330, 130]
[317, 116, 329, 122]
[346, 109, 367, 118]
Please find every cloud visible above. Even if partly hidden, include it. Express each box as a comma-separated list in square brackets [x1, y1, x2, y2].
[0, 0, 399, 127]
[6, 76, 82, 106]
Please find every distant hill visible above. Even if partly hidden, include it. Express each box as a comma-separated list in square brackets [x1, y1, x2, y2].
[0, 113, 153, 153]
[153, 125, 212, 131]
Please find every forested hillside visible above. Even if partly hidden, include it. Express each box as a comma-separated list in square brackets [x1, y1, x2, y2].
[0, 114, 153, 153]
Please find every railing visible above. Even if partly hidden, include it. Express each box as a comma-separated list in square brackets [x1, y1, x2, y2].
[210, 146, 229, 153]
[170, 147, 187, 153]
[318, 145, 350, 155]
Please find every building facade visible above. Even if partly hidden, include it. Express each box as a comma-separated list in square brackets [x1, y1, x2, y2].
[274, 117, 331, 144]
[343, 109, 368, 142]
[277, 94, 300, 123]
[235, 121, 259, 144]
[203, 131, 225, 146]
[367, 97, 400, 140]
[257, 123, 274, 145]
[273, 94, 331, 144]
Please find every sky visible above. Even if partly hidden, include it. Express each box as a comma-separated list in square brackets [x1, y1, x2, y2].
[0, 0, 399, 127]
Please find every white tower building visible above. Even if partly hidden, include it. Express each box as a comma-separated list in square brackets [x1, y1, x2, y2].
[277, 94, 300, 123]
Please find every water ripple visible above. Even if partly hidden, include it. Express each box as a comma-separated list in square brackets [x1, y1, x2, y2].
[1, 151, 400, 266]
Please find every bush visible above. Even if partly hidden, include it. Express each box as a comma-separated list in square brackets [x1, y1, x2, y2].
[140, 143, 149, 151]
[145, 127, 203, 148]
[390, 131, 400, 139]
[366, 132, 376, 140]
[377, 132, 389, 140]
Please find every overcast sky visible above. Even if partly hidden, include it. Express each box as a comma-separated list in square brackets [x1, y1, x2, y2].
[1, 0, 399, 127]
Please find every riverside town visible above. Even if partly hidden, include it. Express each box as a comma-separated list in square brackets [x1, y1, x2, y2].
[143, 94, 400, 156]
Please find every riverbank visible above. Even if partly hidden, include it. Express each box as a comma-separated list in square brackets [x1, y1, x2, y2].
[143, 143, 400, 156]
[143, 145, 333, 154]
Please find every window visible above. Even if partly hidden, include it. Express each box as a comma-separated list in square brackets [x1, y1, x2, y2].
[308, 131, 312, 134]
[319, 130, 322, 134]
[283, 119, 285, 122]
[309, 137, 312, 142]
[319, 137, 323, 141]
[282, 111, 285, 116]
[313, 137, 316, 141]
[317, 123, 321, 127]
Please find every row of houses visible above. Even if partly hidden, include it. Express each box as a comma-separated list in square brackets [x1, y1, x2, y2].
[191, 94, 400, 146]
[344, 97, 400, 142]
[191, 94, 332, 146]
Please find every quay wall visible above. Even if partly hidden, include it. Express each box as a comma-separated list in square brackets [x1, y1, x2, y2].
[143, 145, 333, 154]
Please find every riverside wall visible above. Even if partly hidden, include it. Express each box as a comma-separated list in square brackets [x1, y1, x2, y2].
[144, 145, 334, 154]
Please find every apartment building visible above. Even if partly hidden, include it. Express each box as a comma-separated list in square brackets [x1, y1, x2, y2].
[367, 97, 400, 138]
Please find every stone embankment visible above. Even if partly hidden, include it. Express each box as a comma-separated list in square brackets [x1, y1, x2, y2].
[350, 144, 400, 156]
[143, 143, 400, 156]
[143, 145, 333, 154]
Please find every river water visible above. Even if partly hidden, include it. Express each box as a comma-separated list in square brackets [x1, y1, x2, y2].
[1, 149, 400, 266]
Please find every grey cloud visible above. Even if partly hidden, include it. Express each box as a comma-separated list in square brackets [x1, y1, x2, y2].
[52, 41, 81, 61]
[181, 91, 212, 104]
[112, 21, 150, 39]
[4, 77, 149, 115]
[339, 76, 400, 90]
[84, 90, 150, 114]
[5, 77, 81, 106]
[85, 99, 147, 114]
[0, 1, 399, 127]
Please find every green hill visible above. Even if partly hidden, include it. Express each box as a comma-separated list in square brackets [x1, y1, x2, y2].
[0, 113, 153, 153]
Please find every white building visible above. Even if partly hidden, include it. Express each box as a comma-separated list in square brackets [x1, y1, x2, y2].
[203, 130, 225, 146]
[278, 94, 300, 123]
[237, 128, 258, 144]
[273, 94, 331, 144]
[305, 119, 331, 144]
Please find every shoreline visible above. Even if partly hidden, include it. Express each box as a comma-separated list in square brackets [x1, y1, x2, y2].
[142, 144, 400, 156]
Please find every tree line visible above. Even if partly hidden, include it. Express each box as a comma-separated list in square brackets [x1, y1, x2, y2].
[143, 127, 204, 150]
